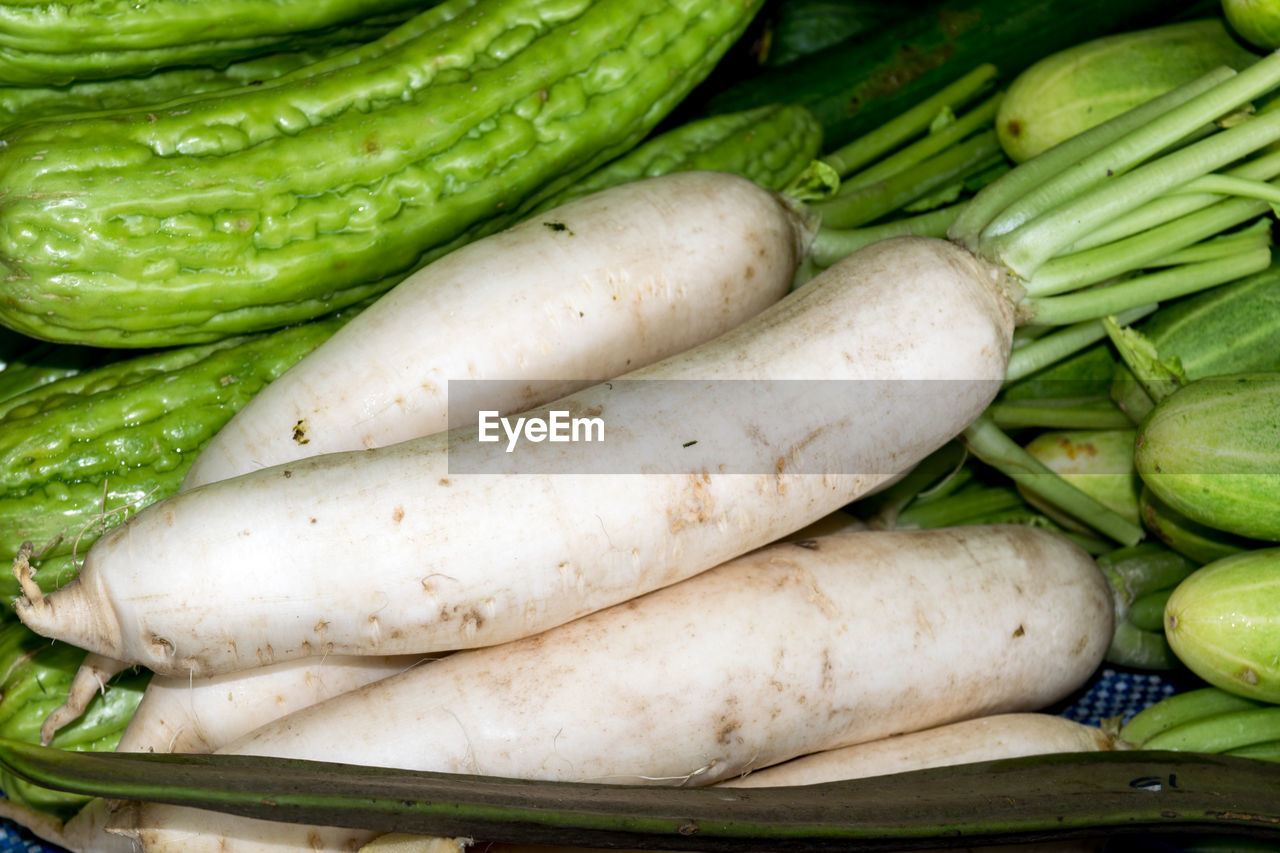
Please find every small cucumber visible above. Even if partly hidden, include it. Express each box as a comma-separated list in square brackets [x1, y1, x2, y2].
[1135, 373, 1280, 542]
[1022, 429, 1142, 530]
[1164, 547, 1280, 702]
[996, 19, 1259, 162]
[1140, 484, 1271, 564]
[1225, 0, 1280, 49]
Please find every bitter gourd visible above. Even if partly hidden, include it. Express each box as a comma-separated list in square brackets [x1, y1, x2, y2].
[0, 13, 415, 132]
[0, 615, 148, 819]
[0, 0, 429, 85]
[0, 0, 764, 348]
[526, 102, 823, 214]
[0, 310, 354, 605]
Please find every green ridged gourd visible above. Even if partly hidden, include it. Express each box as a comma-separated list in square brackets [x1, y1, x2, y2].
[0, 0, 764, 347]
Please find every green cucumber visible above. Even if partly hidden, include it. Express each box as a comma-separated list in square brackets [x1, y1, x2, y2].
[698, 0, 1201, 153]
[1164, 547, 1280, 702]
[0, 1, 427, 85]
[1225, 0, 1280, 49]
[0, 311, 354, 604]
[1021, 429, 1142, 531]
[996, 19, 1259, 163]
[1135, 372, 1280, 542]
[0, 0, 764, 348]
[1139, 484, 1270, 564]
[1141, 261, 1280, 380]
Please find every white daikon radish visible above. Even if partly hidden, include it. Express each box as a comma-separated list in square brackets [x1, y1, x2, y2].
[182, 171, 810, 488]
[115, 653, 433, 755]
[120, 524, 1113, 852]
[15, 236, 1014, 678]
[719, 713, 1117, 788]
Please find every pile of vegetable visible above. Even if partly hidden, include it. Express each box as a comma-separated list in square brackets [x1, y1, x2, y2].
[1, 0, 1280, 851]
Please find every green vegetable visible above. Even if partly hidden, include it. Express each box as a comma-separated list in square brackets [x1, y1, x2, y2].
[0, 311, 354, 604]
[527, 103, 823, 213]
[0, 617, 147, 819]
[700, 0, 1200, 153]
[0, 16, 412, 133]
[1135, 373, 1280, 542]
[0, 0, 764, 348]
[1120, 685, 1266, 747]
[1140, 261, 1280, 380]
[1, 741, 1279, 848]
[1139, 482, 1271, 563]
[1225, 0, 1280, 49]
[0, 0, 428, 85]
[1165, 547, 1280, 702]
[1021, 429, 1141, 529]
[757, 0, 919, 68]
[996, 19, 1259, 163]
[1098, 541, 1197, 670]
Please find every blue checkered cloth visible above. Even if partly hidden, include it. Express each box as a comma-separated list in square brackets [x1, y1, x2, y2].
[0, 667, 1191, 852]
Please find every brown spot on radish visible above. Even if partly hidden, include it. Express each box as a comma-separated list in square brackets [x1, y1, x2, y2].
[439, 478, 451, 487]
[282, 469, 292, 478]
[310, 517, 317, 524]
[744, 265, 755, 280]
[148, 636, 174, 658]
[314, 620, 328, 634]
[667, 470, 716, 533]
[292, 419, 310, 445]
[1012, 624, 1026, 638]
[791, 539, 820, 551]
[1005, 118, 1023, 138]
[392, 506, 404, 523]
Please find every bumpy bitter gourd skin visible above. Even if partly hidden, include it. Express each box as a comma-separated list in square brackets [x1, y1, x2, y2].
[0, 0, 429, 84]
[0, 12, 418, 131]
[0, 0, 764, 347]
[0, 311, 352, 603]
[530, 102, 823, 212]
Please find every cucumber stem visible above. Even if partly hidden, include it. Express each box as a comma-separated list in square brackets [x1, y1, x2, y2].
[1119, 687, 1265, 747]
[810, 202, 964, 266]
[1022, 245, 1273, 326]
[1024, 198, 1269, 297]
[813, 129, 1003, 229]
[1003, 305, 1155, 382]
[959, 414, 1145, 545]
[992, 104, 1280, 279]
[819, 64, 997, 178]
[948, 67, 1237, 251]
